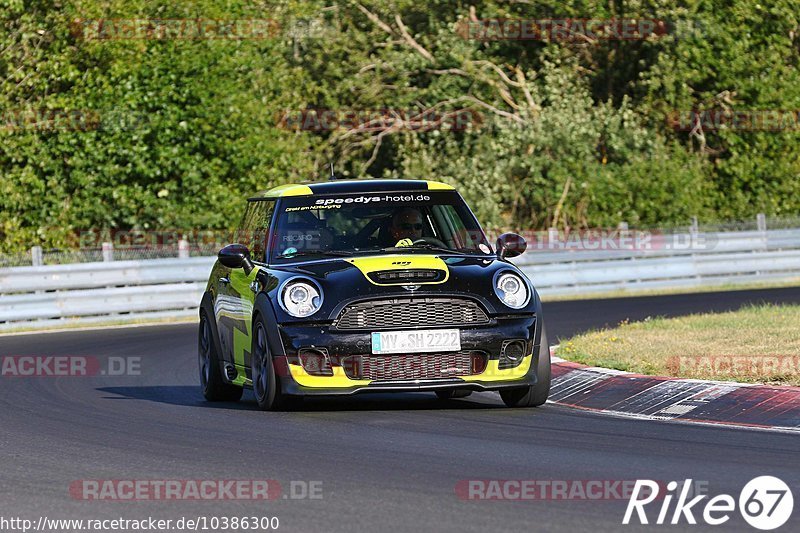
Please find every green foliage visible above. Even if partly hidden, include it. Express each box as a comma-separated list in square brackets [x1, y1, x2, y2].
[0, 0, 798, 251]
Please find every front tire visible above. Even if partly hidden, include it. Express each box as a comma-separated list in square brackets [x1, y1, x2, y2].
[199, 313, 243, 402]
[251, 317, 289, 411]
[500, 326, 551, 408]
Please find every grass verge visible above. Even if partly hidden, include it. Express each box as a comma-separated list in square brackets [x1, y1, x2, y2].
[555, 304, 800, 386]
[539, 278, 800, 302]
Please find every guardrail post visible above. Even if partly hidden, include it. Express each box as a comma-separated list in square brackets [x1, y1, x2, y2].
[618, 222, 630, 254]
[757, 213, 767, 232]
[548, 227, 559, 251]
[31, 246, 43, 267]
[756, 213, 768, 253]
[178, 239, 189, 259]
[690, 216, 699, 235]
[102, 242, 114, 262]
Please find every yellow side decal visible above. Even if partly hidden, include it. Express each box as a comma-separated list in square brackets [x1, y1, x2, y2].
[229, 266, 261, 369]
[346, 254, 449, 285]
[426, 181, 455, 190]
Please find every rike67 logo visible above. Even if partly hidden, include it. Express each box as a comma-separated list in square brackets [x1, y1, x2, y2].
[624, 476, 794, 530]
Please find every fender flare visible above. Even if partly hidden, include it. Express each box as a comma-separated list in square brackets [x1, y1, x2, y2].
[253, 292, 286, 358]
[199, 290, 229, 374]
[525, 288, 547, 383]
[533, 288, 545, 348]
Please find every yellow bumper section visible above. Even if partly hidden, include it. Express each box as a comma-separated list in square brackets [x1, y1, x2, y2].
[288, 355, 532, 388]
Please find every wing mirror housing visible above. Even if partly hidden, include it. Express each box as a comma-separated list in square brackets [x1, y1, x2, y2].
[218, 243, 254, 274]
[496, 232, 527, 260]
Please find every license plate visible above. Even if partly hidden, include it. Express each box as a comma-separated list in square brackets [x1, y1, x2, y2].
[371, 329, 461, 355]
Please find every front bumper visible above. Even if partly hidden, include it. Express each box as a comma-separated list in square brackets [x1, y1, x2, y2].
[275, 315, 540, 396]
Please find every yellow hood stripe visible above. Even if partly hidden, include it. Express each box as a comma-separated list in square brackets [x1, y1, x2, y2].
[347, 255, 449, 285]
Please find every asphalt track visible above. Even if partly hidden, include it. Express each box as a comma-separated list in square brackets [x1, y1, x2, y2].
[1, 287, 799, 532]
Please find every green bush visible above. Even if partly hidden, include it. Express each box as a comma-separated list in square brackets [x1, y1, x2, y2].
[0, 0, 797, 251]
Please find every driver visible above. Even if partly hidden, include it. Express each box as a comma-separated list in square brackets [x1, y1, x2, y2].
[388, 207, 424, 244]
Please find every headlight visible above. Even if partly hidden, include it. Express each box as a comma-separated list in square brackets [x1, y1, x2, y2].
[494, 272, 529, 309]
[280, 279, 323, 318]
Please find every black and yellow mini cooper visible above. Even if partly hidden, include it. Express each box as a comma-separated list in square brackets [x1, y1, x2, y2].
[199, 179, 550, 410]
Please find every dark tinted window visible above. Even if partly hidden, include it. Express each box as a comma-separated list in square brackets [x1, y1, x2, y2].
[236, 200, 275, 261]
[271, 191, 491, 261]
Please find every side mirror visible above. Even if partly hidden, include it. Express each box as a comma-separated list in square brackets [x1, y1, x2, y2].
[218, 243, 254, 274]
[496, 233, 527, 260]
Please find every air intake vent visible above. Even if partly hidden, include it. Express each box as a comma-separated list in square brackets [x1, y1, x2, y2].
[367, 269, 446, 284]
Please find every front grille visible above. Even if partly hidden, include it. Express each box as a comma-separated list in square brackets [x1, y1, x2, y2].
[335, 298, 490, 330]
[341, 351, 487, 381]
[367, 269, 446, 284]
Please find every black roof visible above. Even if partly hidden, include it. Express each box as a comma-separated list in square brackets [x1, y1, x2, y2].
[308, 179, 430, 194]
[251, 179, 454, 200]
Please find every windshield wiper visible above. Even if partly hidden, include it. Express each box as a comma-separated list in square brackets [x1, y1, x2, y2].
[376, 244, 492, 256]
[275, 250, 354, 259]
[379, 244, 455, 254]
[455, 247, 493, 255]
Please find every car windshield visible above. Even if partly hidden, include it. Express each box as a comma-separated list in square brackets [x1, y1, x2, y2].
[270, 191, 492, 262]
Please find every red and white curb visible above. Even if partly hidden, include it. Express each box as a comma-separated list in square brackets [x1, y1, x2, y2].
[547, 347, 800, 433]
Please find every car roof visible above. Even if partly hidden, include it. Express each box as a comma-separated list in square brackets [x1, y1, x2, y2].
[249, 179, 455, 200]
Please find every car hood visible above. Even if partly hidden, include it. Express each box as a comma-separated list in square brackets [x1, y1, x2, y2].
[267, 253, 537, 322]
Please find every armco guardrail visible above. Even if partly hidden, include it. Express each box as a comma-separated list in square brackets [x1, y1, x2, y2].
[512, 228, 800, 296]
[514, 228, 800, 263]
[1, 228, 800, 330]
[517, 250, 800, 296]
[0, 257, 214, 330]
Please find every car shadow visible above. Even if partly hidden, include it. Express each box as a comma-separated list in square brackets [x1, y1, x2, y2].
[97, 386, 257, 411]
[97, 386, 510, 412]
[286, 393, 507, 412]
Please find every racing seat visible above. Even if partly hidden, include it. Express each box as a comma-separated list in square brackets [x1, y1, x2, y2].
[278, 221, 334, 254]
